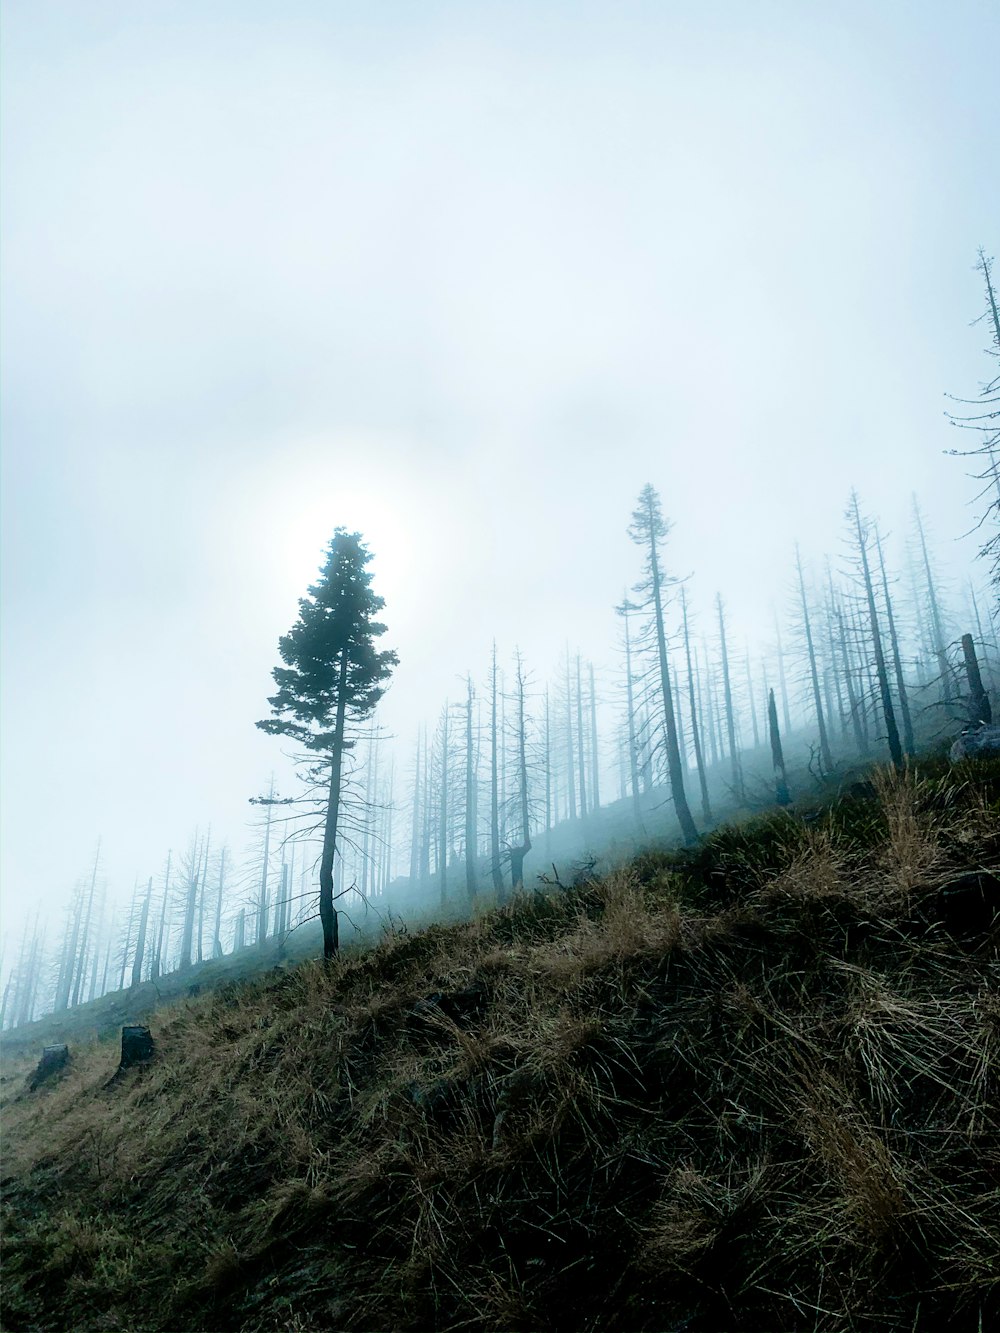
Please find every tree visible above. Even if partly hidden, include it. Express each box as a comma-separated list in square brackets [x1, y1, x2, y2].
[628, 485, 698, 844]
[947, 248, 1000, 593]
[508, 649, 532, 890]
[257, 530, 397, 960]
[794, 544, 834, 774]
[847, 492, 903, 767]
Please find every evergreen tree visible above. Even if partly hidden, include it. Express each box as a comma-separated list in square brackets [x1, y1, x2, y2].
[257, 530, 397, 959]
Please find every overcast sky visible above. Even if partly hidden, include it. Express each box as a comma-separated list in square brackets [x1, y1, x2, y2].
[2, 0, 997, 945]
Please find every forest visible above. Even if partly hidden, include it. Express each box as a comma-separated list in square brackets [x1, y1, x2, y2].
[3, 237, 998, 1034]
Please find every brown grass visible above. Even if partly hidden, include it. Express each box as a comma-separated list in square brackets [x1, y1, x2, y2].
[2, 757, 998, 1332]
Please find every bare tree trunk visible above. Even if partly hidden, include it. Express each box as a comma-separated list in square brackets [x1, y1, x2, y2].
[962, 633, 993, 725]
[834, 595, 866, 756]
[409, 732, 421, 883]
[256, 782, 274, 949]
[119, 879, 140, 990]
[152, 850, 171, 979]
[564, 646, 577, 820]
[196, 827, 211, 964]
[576, 653, 588, 819]
[71, 840, 101, 1007]
[850, 493, 903, 767]
[717, 595, 745, 803]
[213, 847, 226, 958]
[795, 544, 834, 774]
[509, 650, 532, 890]
[913, 497, 955, 699]
[544, 685, 552, 855]
[768, 688, 791, 805]
[420, 724, 432, 880]
[465, 676, 477, 903]
[744, 648, 760, 748]
[774, 611, 793, 735]
[490, 645, 505, 899]
[875, 526, 915, 756]
[318, 649, 350, 959]
[588, 661, 600, 813]
[680, 588, 711, 823]
[131, 878, 153, 988]
[619, 599, 645, 828]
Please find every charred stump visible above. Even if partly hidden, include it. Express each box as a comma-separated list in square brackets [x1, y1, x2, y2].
[27, 1044, 70, 1091]
[120, 1024, 155, 1069]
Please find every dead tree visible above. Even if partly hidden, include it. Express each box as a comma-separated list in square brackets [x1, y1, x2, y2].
[588, 662, 600, 813]
[875, 525, 916, 756]
[768, 688, 791, 805]
[616, 596, 646, 829]
[716, 594, 745, 803]
[962, 633, 993, 725]
[464, 676, 478, 903]
[628, 485, 698, 843]
[508, 650, 532, 890]
[680, 587, 711, 823]
[848, 492, 903, 767]
[490, 646, 505, 898]
[130, 878, 153, 988]
[795, 544, 834, 774]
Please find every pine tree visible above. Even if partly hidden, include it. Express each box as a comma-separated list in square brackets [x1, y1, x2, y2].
[257, 530, 397, 959]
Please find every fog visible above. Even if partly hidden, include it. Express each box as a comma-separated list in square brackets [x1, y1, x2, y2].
[2, 2, 997, 989]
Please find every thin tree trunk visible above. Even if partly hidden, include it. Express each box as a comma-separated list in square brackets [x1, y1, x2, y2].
[318, 649, 350, 959]
[152, 850, 171, 979]
[643, 494, 697, 842]
[131, 878, 153, 988]
[620, 599, 645, 828]
[717, 595, 745, 803]
[490, 645, 504, 898]
[509, 651, 532, 890]
[576, 653, 588, 818]
[465, 677, 477, 903]
[436, 704, 449, 906]
[564, 646, 577, 820]
[795, 544, 834, 773]
[680, 588, 711, 822]
[768, 689, 791, 805]
[850, 493, 903, 767]
[588, 661, 600, 813]
[213, 847, 226, 958]
[962, 633, 993, 725]
[875, 526, 915, 756]
[409, 732, 421, 882]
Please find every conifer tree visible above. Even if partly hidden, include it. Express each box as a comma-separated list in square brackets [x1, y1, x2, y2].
[257, 530, 397, 959]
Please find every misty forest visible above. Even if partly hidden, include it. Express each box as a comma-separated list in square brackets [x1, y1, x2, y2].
[2, 5, 999, 1333]
[5, 409, 1000, 1026]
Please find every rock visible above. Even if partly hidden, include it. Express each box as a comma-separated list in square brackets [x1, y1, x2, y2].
[949, 724, 1000, 762]
[27, 1044, 69, 1091]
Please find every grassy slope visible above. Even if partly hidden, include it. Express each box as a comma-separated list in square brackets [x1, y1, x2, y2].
[2, 758, 998, 1333]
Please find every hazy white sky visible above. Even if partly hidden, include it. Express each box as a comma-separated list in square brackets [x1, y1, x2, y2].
[2, 0, 997, 942]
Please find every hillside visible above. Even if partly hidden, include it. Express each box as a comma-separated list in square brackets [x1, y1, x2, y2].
[2, 757, 998, 1333]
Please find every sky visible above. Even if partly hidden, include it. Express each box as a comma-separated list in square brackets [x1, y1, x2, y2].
[2, 0, 998, 948]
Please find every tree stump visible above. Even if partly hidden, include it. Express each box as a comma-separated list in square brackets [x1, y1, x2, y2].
[120, 1025, 155, 1068]
[28, 1043, 69, 1091]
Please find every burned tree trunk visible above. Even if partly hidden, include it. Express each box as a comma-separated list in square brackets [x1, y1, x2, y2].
[795, 544, 834, 774]
[962, 633, 993, 726]
[849, 492, 902, 768]
[768, 689, 791, 806]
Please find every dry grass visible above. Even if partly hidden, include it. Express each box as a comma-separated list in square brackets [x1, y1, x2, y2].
[2, 757, 998, 1332]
